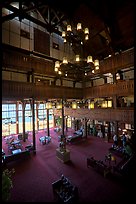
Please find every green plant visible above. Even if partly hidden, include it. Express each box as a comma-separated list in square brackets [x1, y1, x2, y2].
[2, 168, 15, 202]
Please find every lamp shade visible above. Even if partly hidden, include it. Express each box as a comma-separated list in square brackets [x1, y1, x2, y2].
[77, 23, 82, 30]
[75, 55, 80, 62]
[84, 27, 89, 34]
[102, 101, 107, 108]
[95, 65, 99, 70]
[55, 61, 60, 68]
[85, 35, 89, 40]
[107, 100, 112, 107]
[63, 57, 68, 64]
[94, 59, 99, 66]
[46, 102, 52, 109]
[62, 31, 66, 38]
[58, 70, 62, 75]
[88, 102, 94, 109]
[72, 101, 77, 109]
[87, 56, 93, 63]
[67, 25, 72, 32]
[56, 102, 62, 109]
[54, 67, 58, 72]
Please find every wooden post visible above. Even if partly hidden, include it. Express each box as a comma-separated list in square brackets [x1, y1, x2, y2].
[62, 99, 65, 136]
[31, 98, 36, 152]
[22, 101, 26, 142]
[47, 108, 50, 136]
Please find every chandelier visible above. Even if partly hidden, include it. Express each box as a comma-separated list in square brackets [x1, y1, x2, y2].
[54, 23, 99, 78]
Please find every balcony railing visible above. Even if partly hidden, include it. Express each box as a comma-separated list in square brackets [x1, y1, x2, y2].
[2, 79, 134, 100]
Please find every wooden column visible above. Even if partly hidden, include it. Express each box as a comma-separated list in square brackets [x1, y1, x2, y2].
[65, 116, 68, 132]
[36, 103, 39, 131]
[113, 95, 117, 108]
[47, 108, 50, 136]
[62, 99, 65, 136]
[16, 102, 19, 134]
[22, 101, 26, 142]
[114, 121, 119, 136]
[53, 114, 55, 128]
[31, 98, 36, 152]
[113, 72, 117, 84]
[85, 118, 88, 138]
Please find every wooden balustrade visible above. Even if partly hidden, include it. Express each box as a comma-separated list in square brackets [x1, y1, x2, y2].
[2, 80, 83, 100]
[84, 80, 134, 98]
[3, 45, 134, 77]
[2, 79, 134, 100]
[100, 48, 134, 73]
[2, 80, 134, 124]
[64, 108, 134, 124]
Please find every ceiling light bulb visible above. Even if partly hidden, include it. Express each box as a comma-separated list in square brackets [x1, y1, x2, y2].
[94, 59, 99, 66]
[77, 23, 82, 30]
[76, 55, 80, 62]
[55, 61, 60, 68]
[67, 25, 72, 32]
[54, 67, 58, 72]
[87, 56, 93, 63]
[84, 28, 89, 34]
[58, 70, 62, 75]
[95, 66, 99, 70]
[62, 31, 66, 38]
[63, 57, 68, 64]
[85, 35, 89, 40]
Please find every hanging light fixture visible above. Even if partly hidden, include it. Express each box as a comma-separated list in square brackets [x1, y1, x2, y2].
[54, 22, 100, 78]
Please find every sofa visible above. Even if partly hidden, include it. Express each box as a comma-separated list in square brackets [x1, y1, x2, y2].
[67, 134, 82, 144]
[2, 149, 30, 165]
[87, 157, 111, 178]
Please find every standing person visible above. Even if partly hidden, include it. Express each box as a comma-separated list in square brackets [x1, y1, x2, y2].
[122, 133, 127, 147]
[113, 134, 118, 147]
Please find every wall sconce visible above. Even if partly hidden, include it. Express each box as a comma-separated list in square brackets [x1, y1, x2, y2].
[46, 102, 52, 109]
[102, 101, 107, 108]
[107, 100, 112, 108]
[88, 102, 94, 109]
[72, 101, 77, 109]
[56, 102, 62, 109]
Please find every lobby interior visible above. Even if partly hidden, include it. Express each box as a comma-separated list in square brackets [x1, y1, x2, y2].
[2, 0, 135, 202]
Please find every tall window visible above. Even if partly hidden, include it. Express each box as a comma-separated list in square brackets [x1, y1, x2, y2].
[25, 103, 32, 132]
[2, 104, 16, 136]
[18, 103, 23, 133]
[38, 103, 46, 130]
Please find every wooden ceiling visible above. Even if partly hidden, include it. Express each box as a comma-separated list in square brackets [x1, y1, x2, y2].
[2, 0, 134, 61]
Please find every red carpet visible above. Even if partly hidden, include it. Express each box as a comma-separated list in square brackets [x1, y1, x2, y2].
[2, 128, 134, 202]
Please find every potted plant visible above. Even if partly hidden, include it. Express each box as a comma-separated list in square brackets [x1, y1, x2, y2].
[2, 168, 15, 202]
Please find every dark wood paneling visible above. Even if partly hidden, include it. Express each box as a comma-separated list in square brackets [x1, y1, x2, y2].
[99, 48, 134, 73]
[84, 80, 134, 98]
[2, 46, 134, 78]
[2, 80, 83, 100]
[2, 79, 134, 100]
[64, 108, 134, 124]
[34, 28, 50, 56]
